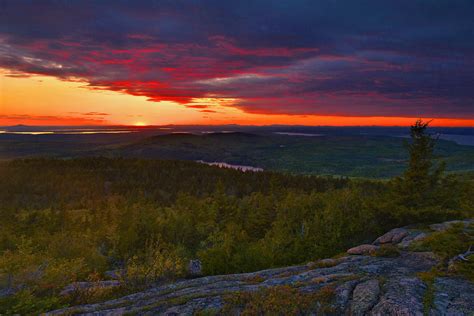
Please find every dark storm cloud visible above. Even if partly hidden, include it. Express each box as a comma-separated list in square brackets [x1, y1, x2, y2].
[1, 0, 473, 117]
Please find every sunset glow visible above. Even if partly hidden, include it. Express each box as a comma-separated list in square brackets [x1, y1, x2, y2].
[1, 1, 473, 127]
[1, 3, 474, 314]
[2, 72, 473, 127]
[133, 122, 148, 127]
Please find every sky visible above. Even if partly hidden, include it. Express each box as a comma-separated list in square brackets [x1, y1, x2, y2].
[1, 0, 474, 126]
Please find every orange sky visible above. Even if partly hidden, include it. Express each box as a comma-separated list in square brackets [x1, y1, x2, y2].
[1, 71, 473, 127]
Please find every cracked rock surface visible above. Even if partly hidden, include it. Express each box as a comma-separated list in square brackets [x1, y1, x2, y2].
[47, 220, 474, 315]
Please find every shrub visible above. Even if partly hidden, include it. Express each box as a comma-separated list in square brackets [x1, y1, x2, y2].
[413, 223, 474, 282]
[372, 245, 401, 258]
[0, 289, 65, 315]
[222, 285, 335, 315]
[410, 223, 473, 260]
[124, 242, 186, 289]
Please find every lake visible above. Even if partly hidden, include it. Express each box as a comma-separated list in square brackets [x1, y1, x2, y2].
[197, 160, 263, 172]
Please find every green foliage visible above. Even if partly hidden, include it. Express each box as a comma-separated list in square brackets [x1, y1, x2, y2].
[4, 129, 474, 178]
[64, 272, 130, 306]
[421, 276, 435, 316]
[124, 241, 186, 288]
[411, 223, 474, 281]
[406, 120, 439, 180]
[450, 254, 474, 282]
[394, 119, 446, 208]
[414, 224, 474, 316]
[0, 289, 65, 315]
[308, 259, 340, 269]
[0, 147, 472, 313]
[410, 224, 473, 260]
[372, 245, 401, 258]
[194, 307, 220, 316]
[198, 223, 265, 275]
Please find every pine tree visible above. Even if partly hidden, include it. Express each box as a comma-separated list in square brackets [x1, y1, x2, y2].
[400, 119, 445, 206]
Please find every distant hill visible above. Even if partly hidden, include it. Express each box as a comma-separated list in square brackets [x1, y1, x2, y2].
[115, 132, 474, 178]
[1, 127, 473, 178]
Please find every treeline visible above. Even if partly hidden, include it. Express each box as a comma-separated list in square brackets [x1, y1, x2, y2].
[0, 122, 473, 313]
[0, 158, 348, 211]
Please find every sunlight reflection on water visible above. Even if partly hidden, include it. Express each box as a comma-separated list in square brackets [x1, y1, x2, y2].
[197, 160, 263, 172]
[274, 132, 324, 137]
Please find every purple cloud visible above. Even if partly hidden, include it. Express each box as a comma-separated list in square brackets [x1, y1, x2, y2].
[1, 0, 473, 118]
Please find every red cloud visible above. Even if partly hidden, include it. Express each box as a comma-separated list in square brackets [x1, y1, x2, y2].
[199, 109, 217, 113]
[0, 114, 108, 126]
[1, 34, 472, 119]
[186, 105, 209, 109]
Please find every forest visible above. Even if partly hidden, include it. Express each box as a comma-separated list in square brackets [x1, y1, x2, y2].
[0, 121, 473, 314]
[2, 126, 474, 178]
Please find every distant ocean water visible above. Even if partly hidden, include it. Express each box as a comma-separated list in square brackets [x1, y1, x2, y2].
[0, 128, 134, 135]
[274, 132, 324, 137]
[394, 134, 474, 146]
[438, 134, 474, 146]
[1, 126, 473, 146]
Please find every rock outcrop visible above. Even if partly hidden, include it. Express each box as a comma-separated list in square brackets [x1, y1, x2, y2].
[60, 281, 121, 297]
[350, 279, 380, 315]
[373, 227, 409, 245]
[347, 244, 379, 255]
[188, 259, 203, 277]
[47, 219, 474, 315]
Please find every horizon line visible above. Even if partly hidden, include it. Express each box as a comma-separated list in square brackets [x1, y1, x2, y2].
[2, 123, 474, 128]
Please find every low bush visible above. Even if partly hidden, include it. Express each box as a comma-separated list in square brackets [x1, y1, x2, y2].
[222, 285, 335, 315]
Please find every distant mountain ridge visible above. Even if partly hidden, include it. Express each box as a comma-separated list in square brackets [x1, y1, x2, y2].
[1, 126, 473, 177]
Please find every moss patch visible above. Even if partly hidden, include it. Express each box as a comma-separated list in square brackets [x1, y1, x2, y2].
[245, 275, 266, 284]
[410, 223, 473, 258]
[194, 308, 220, 316]
[417, 269, 438, 316]
[448, 254, 474, 282]
[372, 244, 401, 257]
[410, 223, 474, 281]
[308, 258, 340, 269]
[222, 285, 336, 315]
[413, 223, 474, 314]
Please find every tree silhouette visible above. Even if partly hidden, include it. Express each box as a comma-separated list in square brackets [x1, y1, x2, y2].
[401, 119, 444, 206]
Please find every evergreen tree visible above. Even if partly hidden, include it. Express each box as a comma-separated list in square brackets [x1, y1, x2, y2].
[400, 119, 445, 206]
